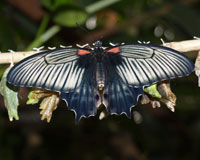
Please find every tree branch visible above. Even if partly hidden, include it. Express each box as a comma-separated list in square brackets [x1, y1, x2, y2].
[0, 39, 200, 64]
[0, 51, 42, 64]
[163, 39, 200, 52]
[195, 50, 200, 86]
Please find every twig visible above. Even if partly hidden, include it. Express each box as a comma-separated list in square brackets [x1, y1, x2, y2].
[163, 39, 200, 52]
[0, 51, 42, 64]
[195, 50, 200, 87]
[0, 39, 200, 64]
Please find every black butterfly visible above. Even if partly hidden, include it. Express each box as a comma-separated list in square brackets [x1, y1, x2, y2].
[7, 41, 194, 121]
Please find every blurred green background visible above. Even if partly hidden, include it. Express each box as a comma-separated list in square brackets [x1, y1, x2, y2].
[0, 0, 200, 159]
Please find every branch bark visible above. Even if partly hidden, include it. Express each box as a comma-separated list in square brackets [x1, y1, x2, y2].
[195, 50, 200, 86]
[0, 51, 42, 64]
[163, 39, 200, 52]
[0, 39, 200, 64]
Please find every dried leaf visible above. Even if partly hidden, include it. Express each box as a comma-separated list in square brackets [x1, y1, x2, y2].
[40, 94, 60, 123]
[0, 66, 19, 121]
[151, 100, 161, 108]
[157, 82, 176, 112]
[140, 93, 151, 104]
[141, 82, 176, 112]
[160, 99, 175, 112]
[26, 88, 60, 122]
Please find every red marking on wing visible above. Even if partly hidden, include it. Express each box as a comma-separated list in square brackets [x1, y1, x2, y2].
[77, 49, 91, 55]
[107, 47, 120, 54]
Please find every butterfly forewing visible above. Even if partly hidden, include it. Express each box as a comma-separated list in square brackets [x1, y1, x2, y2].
[106, 44, 194, 87]
[7, 48, 93, 92]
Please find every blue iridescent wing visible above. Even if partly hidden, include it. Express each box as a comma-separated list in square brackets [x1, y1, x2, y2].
[102, 56, 143, 117]
[106, 44, 194, 87]
[7, 48, 99, 120]
[104, 79, 143, 117]
[60, 59, 98, 122]
[57, 55, 99, 121]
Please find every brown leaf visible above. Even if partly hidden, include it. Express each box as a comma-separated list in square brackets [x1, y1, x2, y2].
[157, 82, 176, 112]
[140, 94, 151, 104]
[40, 94, 60, 123]
[140, 81, 176, 112]
[151, 100, 161, 108]
[27, 88, 60, 122]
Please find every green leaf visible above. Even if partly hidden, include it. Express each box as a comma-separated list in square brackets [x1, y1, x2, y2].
[26, 88, 57, 105]
[0, 66, 19, 121]
[53, 10, 88, 27]
[26, 91, 40, 105]
[144, 84, 162, 99]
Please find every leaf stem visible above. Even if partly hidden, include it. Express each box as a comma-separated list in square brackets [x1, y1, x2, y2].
[36, 14, 50, 38]
[85, 0, 120, 14]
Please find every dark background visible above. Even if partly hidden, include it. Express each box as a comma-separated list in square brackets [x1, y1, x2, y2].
[0, 0, 200, 159]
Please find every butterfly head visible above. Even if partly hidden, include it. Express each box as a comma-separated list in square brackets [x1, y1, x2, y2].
[93, 40, 104, 60]
[93, 40, 102, 48]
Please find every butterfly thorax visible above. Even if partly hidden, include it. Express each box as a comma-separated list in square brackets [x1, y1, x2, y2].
[96, 62, 105, 89]
[93, 40, 105, 62]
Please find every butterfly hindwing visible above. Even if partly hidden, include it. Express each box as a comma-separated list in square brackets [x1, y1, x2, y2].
[103, 56, 143, 117]
[104, 79, 143, 117]
[60, 62, 98, 121]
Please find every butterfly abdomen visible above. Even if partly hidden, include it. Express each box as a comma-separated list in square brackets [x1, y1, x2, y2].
[96, 62, 106, 90]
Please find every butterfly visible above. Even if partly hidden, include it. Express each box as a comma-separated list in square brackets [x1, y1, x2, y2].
[7, 40, 194, 121]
